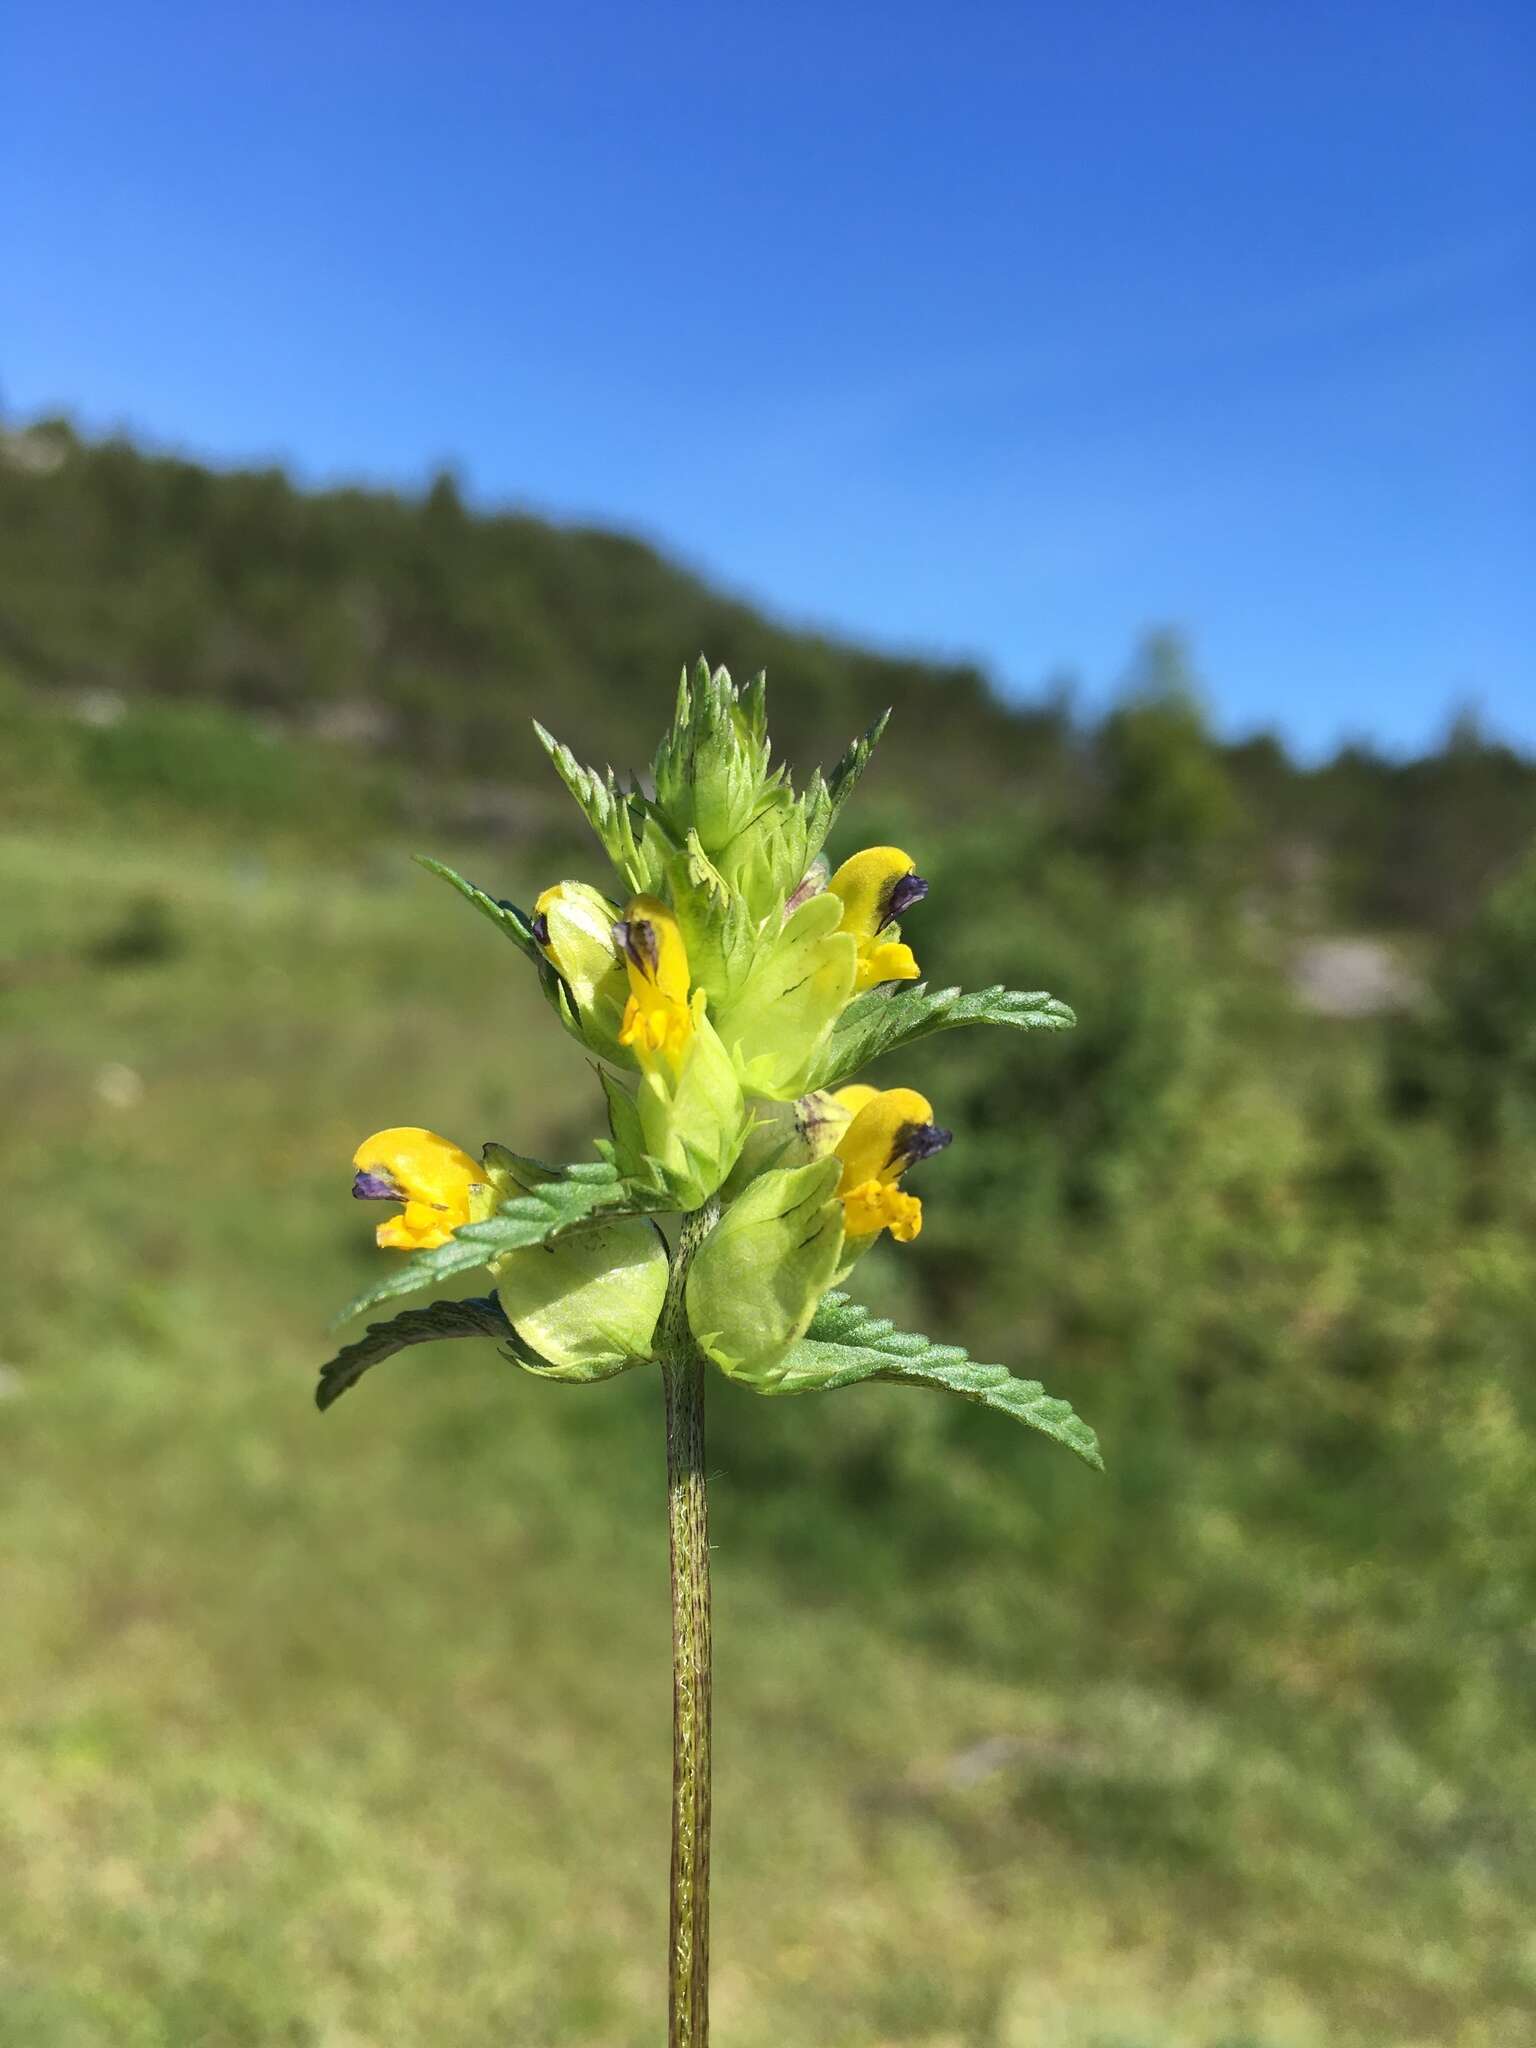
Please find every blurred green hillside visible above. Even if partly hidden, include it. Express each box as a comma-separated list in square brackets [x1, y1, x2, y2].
[6, 414, 1536, 931]
[2, 422, 1535, 2046]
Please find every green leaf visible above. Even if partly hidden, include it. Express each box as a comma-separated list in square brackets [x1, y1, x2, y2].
[738, 668, 768, 748]
[336, 1162, 670, 1323]
[598, 1068, 646, 1176]
[316, 1294, 513, 1411]
[822, 709, 890, 829]
[798, 769, 833, 870]
[481, 1142, 562, 1189]
[531, 721, 654, 891]
[414, 856, 540, 961]
[812, 981, 1076, 1088]
[771, 1292, 1103, 1469]
[335, 1234, 513, 1325]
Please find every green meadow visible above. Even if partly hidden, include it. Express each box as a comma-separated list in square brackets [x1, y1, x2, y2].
[3, 704, 1533, 2048]
[2, 431, 1535, 2043]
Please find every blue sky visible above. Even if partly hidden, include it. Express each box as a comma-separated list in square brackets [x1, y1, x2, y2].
[5, 1, 1532, 758]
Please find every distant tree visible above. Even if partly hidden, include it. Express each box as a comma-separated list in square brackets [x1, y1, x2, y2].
[1091, 631, 1242, 880]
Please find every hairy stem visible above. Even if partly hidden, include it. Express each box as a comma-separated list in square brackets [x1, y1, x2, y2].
[659, 1197, 719, 2048]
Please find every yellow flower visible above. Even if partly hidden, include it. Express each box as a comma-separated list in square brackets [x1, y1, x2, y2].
[615, 895, 695, 1070]
[352, 1127, 490, 1251]
[531, 880, 632, 1059]
[832, 1085, 951, 1243]
[827, 847, 928, 993]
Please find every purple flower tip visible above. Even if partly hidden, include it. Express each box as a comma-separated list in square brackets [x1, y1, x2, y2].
[352, 1170, 403, 1202]
[614, 918, 659, 975]
[894, 1121, 952, 1169]
[530, 912, 550, 948]
[881, 871, 929, 927]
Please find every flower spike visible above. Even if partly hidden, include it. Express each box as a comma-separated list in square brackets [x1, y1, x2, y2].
[324, 658, 1092, 2048]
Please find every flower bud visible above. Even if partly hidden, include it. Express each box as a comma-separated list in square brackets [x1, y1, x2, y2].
[533, 881, 632, 1061]
[651, 660, 772, 854]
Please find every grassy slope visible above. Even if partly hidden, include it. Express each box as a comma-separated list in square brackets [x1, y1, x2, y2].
[2, 807, 1532, 2048]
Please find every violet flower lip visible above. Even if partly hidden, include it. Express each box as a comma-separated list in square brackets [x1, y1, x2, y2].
[882, 871, 929, 926]
[893, 1120, 952, 1167]
[614, 918, 660, 976]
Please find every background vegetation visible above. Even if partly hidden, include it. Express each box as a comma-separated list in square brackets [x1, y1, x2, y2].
[3, 420, 1534, 2046]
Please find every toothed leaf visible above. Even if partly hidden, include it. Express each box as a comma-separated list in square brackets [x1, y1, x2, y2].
[599, 1068, 646, 1175]
[531, 721, 654, 890]
[337, 1162, 671, 1322]
[738, 669, 769, 748]
[813, 982, 1076, 1088]
[481, 1143, 561, 1189]
[415, 857, 539, 961]
[316, 1294, 513, 1411]
[771, 1292, 1102, 1469]
[821, 710, 890, 831]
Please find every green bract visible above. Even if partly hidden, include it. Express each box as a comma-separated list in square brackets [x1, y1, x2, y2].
[713, 889, 856, 1099]
[493, 1217, 669, 1380]
[323, 659, 1098, 1471]
[683, 1159, 844, 1387]
[631, 1003, 747, 1212]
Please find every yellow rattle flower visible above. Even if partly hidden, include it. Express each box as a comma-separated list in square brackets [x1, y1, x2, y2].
[351, 1127, 491, 1251]
[832, 1085, 951, 1243]
[827, 846, 928, 993]
[614, 895, 695, 1069]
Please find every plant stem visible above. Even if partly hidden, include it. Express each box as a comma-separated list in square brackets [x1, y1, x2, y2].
[659, 1197, 718, 2048]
